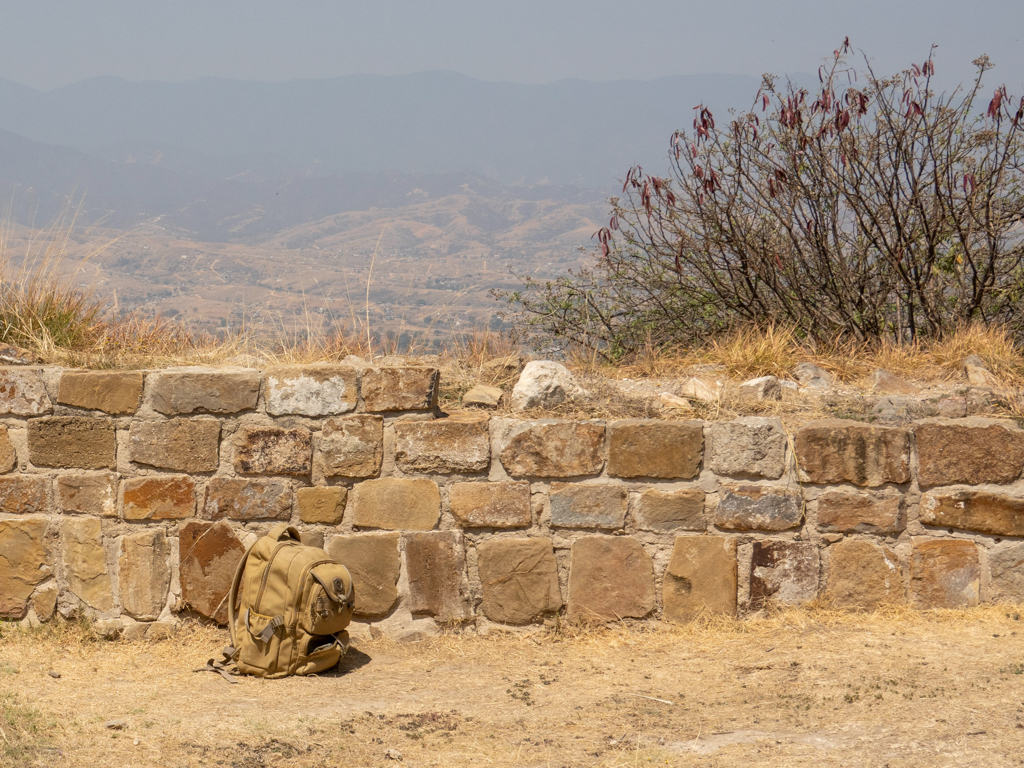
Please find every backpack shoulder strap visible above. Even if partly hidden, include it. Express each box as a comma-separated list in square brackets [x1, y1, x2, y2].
[227, 536, 259, 650]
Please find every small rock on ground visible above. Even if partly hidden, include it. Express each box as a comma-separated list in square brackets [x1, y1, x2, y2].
[793, 362, 833, 391]
[463, 384, 503, 407]
[738, 375, 781, 401]
[511, 361, 586, 411]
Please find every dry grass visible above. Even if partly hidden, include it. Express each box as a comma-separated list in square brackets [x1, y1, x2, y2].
[2, 607, 1024, 767]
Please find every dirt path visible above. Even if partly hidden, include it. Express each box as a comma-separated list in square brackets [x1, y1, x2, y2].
[3, 607, 1024, 767]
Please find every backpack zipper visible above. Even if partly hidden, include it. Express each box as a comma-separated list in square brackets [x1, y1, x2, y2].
[292, 558, 332, 627]
[253, 541, 296, 614]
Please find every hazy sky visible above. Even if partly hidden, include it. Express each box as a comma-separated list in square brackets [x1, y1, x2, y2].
[2, 0, 1023, 89]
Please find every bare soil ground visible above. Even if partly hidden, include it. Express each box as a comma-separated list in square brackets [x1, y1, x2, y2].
[3, 607, 1024, 767]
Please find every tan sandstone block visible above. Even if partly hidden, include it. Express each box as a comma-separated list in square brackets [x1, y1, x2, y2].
[405, 531, 471, 621]
[202, 477, 292, 521]
[989, 543, 1024, 603]
[118, 528, 171, 620]
[57, 370, 144, 414]
[319, 415, 383, 478]
[750, 541, 819, 608]
[449, 481, 531, 528]
[58, 473, 118, 517]
[635, 487, 705, 532]
[499, 420, 605, 478]
[179, 520, 246, 625]
[794, 420, 911, 486]
[706, 417, 787, 479]
[350, 478, 439, 530]
[714, 485, 803, 531]
[129, 418, 220, 472]
[297, 486, 346, 525]
[607, 420, 703, 479]
[361, 366, 439, 412]
[910, 539, 979, 608]
[478, 537, 561, 625]
[30, 582, 57, 622]
[122, 476, 196, 520]
[826, 539, 903, 610]
[0, 426, 15, 473]
[265, 364, 358, 416]
[394, 413, 490, 473]
[817, 489, 904, 534]
[62, 517, 113, 611]
[568, 536, 655, 621]
[28, 416, 116, 469]
[233, 426, 312, 476]
[549, 483, 626, 529]
[915, 418, 1024, 488]
[663, 536, 737, 623]
[0, 476, 49, 515]
[0, 369, 51, 415]
[0, 518, 51, 619]
[920, 490, 1024, 537]
[149, 368, 260, 415]
[326, 533, 400, 617]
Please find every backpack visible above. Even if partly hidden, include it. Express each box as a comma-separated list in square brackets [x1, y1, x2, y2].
[224, 523, 354, 679]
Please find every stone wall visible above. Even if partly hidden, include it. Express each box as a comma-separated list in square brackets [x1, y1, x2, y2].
[1, 364, 1022, 640]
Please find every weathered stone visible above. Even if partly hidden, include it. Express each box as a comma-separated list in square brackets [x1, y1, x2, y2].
[361, 367, 439, 412]
[28, 416, 116, 469]
[936, 397, 968, 419]
[462, 384, 502, 408]
[129, 418, 220, 473]
[499, 420, 605, 478]
[920, 490, 1024, 536]
[265, 364, 358, 416]
[150, 368, 260, 415]
[738, 375, 782, 401]
[481, 355, 522, 381]
[118, 529, 171, 620]
[30, 582, 57, 622]
[326, 533, 400, 617]
[963, 354, 1002, 389]
[62, 517, 112, 611]
[233, 426, 312, 476]
[706, 417, 786, 479]
[404, 531, 470, 621]
[910, 539, 979, 608]
[663, 537, 737, 622]
[635, 487, 705, 532]
[319, 415, 383, 478]
[57, 371, 144, 414]
[793, 362, 832, 391]
[794, 420, 911, 486]
[179, 520, 246, 625]
[0, 476, 49, 515]
[549, 483, 627, 529]
[817, 489, 904, 534]
[658, 392, 695, 413]
[826, 539, 903, 610]
[477, 537, 561, 625]
[871, 396, 935, 424]
[915, 418, 1024, 487]
[0, 427, 15, 473]
[989, 543, 1024, 603]
[511, 361, 587, 411]
[350, 478, 440, 530]
[568, 536, 655, 621]
[871, 369, 921, 395]
[57, 473, 117, 517]
[0, 344, 38, 365]
[607, 420, 703, 479]
[0, 369, 51, 415]
[297, 486, 346, 524]
[749, 541, 819, 607]
[122, 476, 196, 520]
[680, 376, 722, 403]
[715, 485, 803, 531]
[394, 413, 490, 473]
[202, 478, 292, 521]
[449, 481, 531, 528]
[0, 518, 50, 619]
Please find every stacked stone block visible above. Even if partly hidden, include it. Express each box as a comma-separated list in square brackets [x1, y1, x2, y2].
[0, 364, 1023, 638]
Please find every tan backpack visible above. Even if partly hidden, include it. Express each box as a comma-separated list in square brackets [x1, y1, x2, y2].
[223, 523, 354, 679]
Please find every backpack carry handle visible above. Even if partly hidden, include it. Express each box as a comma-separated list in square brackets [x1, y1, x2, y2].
[267, 523, 301, 542]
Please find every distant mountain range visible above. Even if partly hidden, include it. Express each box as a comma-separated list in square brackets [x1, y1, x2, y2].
[0, 71, 761, 239]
